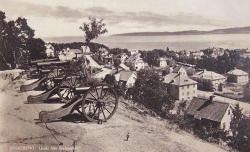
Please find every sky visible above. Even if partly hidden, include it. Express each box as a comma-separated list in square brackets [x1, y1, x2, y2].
[1, 0, 250, 38]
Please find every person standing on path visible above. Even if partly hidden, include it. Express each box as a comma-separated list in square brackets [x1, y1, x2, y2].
[126, 132, 130, 141]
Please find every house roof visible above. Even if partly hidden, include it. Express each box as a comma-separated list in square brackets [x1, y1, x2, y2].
[185, 97, 231, 122]
[119, 71, 136, 81]
[191, 70, 226, 80]
[125, 53, 142, 63]
[227, 69, 248, 76]
[173, 65, 183, 73]
[163, 73, 197, 86]
[70, 49, 82, 54]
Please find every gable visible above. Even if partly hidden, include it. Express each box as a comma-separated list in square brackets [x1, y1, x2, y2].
[186, 97, 230, 122]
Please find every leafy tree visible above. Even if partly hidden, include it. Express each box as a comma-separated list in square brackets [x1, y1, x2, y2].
[147, 51, 159, 67]
[79, 17, 108, 52]
[177, 100, 187, 115]
[228, 104, 250, 152]
[26, 38, 46, 60]
[0, 12, 35, 69]
[230, 103, 244, 137]
[113, 58, 121, 72]
[129, 68, 175, 115]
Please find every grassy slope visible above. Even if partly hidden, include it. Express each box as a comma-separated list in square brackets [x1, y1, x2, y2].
[0, 71, 228, 152]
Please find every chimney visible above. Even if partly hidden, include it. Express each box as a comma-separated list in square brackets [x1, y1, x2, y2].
[209, 95, 215, 103]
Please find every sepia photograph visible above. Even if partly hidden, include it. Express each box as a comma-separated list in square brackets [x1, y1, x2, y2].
[0, 0, 250, 151]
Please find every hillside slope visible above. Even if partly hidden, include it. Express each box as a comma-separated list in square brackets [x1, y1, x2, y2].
[0, 71, 227, 152]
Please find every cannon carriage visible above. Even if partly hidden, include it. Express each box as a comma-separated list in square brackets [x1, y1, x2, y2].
[20, 55, 119, 123]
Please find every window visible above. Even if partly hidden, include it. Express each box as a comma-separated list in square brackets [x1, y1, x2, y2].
[228, 110, 230, 115]
[222, 122, 226, 130]
[193, 90, 195, 94]
[182, 93, 184, 96]
[187, 92, 189, 96]
[193, 84, 195, 88]
[187, 85, 189, 89]
[182, 86, 184, 89]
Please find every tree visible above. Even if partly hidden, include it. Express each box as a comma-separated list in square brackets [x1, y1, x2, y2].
[113, 58, 121, 72]
[228, 104, 250, 152]
[129, 68, 175, 115]
[230, 103, 244, 137]
[26, 38, 46, 60]
[147, 51, 159, 67]
[177, 100, 187, 115]
[79, 17, 108, 52]
[0, 13, 34, 69]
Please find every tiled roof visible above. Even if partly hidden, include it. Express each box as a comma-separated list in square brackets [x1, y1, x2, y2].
[119, 71, 136, 81]
[173, 66, 183, 73]
[191, 70, 226, 80]
[163, 73, 197, 86]
[227, 69, 248, 76]
[185, 97, 230, 122]
[125, 53, 142, 63]
[70, 49, 82, 54]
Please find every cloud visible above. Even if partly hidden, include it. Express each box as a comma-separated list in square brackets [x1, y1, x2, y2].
[101, 11, 225, 28]
[85, 7, 113, 15]
[16, 3, 87, 22]
[4, 1, 225, 29]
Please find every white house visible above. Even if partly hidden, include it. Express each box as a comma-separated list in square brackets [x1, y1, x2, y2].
[158, 57, 168, 68]
[227, 68, 249, 83]
[45, 44, 55, 57]
[190, 70, 226, 91]
[120, 53, 128, 63]
[116, 71, 137, 89]
[163, 68, 198, 100]
[185, 96, 234, 131]
[130, 50, 139, 56]
[125, 53, 145, 71]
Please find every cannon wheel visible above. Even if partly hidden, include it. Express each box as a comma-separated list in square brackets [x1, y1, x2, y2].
[45, 67, 65, 89]
[81, 83, 118, 122]
[57, 73, 85, 102]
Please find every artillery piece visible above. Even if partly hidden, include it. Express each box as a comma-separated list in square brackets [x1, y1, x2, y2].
[21, 53, 119, 123]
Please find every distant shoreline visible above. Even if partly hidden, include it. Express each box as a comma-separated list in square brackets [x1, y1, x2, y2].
[111, 26, 250, 36]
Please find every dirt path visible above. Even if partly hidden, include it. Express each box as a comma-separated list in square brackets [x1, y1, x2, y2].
[0, 71, 228, 152]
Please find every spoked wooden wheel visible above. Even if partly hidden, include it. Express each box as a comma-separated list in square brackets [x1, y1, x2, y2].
[45, 67, 65, 89]
[57, 73, 84, 102]
[81, 83, 118, 122]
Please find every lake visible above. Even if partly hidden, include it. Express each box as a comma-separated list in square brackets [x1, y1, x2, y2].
[43, 34, 250, 52]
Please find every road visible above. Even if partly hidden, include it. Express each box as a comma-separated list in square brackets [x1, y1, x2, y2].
[197, 90, 250, 115]
[86, 55, 102, 68]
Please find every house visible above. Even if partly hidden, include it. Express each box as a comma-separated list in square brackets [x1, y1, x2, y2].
[99, 48, 109, 56]
[120, 53, 128, 63]
[45, 44, 55, 57]
[158, 57, 168, 67]
[190, 51, 204, 59]
[163, 68, 198, 100]
[172, 66, 187, 76]
[81, 46, 91, 54]
[190, 69, 226, 91]
[185, 96, 234, 130]
[227, 68, 249, 83]
[130, 50, 139, 56]
[125, 53, 145, 71]
[119, 63, 130, 71]
[201, 47, 225, 57]
[103, 54, 113, 65]
[117, 71, 137, 89]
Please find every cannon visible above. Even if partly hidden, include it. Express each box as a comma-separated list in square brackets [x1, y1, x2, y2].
[39, 83, 118, 123]
[20, 60, 70, 92]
